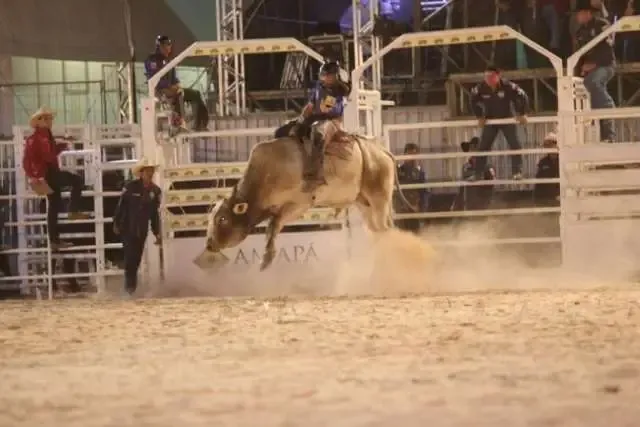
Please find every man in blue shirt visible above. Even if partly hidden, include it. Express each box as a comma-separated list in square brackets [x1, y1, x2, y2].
[275, 60, 351, 191]
[144, 35, 209, 131]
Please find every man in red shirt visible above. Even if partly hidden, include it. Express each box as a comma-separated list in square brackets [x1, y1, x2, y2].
[22, 107, 90, 251]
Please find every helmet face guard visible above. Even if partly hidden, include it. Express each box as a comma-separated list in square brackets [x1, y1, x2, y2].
[319, 61, 340, 77]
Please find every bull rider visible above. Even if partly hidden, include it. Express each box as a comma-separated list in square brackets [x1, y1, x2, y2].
[113, 158, 162, 296]
[22, 106, 90, 251]
[274, 60, 351, 192]
[144, 35, 209, 131]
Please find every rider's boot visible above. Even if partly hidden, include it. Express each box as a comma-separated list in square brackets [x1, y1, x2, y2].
[302, 134, 326, 193]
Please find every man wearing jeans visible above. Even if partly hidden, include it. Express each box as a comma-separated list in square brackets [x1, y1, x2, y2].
[574, 0, 616, 142]
[22, 107, 90, 251]
[470, 66, 529, 180]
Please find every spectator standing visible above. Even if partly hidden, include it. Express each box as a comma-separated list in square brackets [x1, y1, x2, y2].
[574, 0, 617, 141]
[113, 158, 162, 296]
[534, 132, 561, 205]
[395, 143, 429, 234]
[22, 107, 90, 251]
[470, 66, 529, 181]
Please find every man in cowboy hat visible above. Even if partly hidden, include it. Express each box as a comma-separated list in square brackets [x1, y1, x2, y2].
[22, 106, 90, 251]
[113, 157, 162, 296]
[534, 132, 560, 205]
[574, 0, 616, 142]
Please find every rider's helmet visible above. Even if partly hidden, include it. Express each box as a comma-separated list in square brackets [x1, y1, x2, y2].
[319, 60, 340, 86]
[156, 35, 173, 57]
[156, 35, 172, 46]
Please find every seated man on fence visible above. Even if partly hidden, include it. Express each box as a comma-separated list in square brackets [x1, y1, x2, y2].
[533, 132, 560, 205]
[394, 143, 429, 233]
[274, 60, 351, 192]
[22, 107, 90, 251]
[573, 0, 616, 142]
[113, 158, 162, 296]
[451, 137, 496, 211]
[144, 35, 209, 131]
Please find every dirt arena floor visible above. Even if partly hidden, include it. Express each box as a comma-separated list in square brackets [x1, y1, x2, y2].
[1, 288, 640, 427]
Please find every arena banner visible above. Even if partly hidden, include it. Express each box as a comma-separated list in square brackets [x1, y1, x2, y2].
[162, 230, 355, 293]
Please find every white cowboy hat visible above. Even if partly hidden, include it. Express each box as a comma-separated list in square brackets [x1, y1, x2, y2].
[132, 157, 159, 176]
[543, 132, 557, 143]
[29, 106, 56, 128]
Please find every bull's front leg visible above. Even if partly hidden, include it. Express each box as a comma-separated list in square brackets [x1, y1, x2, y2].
[261, 215, 282, 271]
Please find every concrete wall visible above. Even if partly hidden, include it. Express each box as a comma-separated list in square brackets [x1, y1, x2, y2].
[164, 0, 217, 41]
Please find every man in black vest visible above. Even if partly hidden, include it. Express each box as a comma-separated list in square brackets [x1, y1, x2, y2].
[574, 0, 617, 142]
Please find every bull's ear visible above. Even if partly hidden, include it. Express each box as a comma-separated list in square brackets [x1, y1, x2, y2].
[232, 202, 249, 215]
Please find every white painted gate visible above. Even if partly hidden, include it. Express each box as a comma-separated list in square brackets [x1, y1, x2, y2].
[3, 124, 141, 298]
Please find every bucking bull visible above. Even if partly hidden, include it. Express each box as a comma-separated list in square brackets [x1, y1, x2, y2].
[201, 120, 413, 271]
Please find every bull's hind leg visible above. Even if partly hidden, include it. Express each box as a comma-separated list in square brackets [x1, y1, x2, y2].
[356, 196, 392, 233]
[356, 198, 382, 232]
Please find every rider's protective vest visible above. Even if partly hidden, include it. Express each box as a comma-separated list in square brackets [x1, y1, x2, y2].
[308, 81, 348, 118]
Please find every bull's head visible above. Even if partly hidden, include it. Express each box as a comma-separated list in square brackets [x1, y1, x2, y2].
[205, 198, 251, 252]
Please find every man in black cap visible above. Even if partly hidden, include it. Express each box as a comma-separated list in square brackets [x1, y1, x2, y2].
[144, 35, 209, 131]
[574, 0, 616, 142]
[469, 65, 529, 181]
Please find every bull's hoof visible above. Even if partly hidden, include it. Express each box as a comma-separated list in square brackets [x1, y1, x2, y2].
[260, 249, 276, 271]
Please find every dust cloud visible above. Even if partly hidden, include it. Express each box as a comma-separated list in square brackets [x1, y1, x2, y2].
[147, 214, 637, 300]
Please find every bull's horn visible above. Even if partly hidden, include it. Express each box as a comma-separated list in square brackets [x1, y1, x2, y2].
[232, 202, 249, 215]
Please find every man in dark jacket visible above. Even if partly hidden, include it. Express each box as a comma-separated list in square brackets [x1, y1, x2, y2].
[574, 0, 617, 141]
[144, 35, 209, 131]
[113, 158, 162, 296]
[534, 132, 560, 205]
[470, 66, 529, 181]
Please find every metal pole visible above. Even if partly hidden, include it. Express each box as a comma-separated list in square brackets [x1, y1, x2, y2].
[412, 0, 422, 80]
[123, 0, 137, 123]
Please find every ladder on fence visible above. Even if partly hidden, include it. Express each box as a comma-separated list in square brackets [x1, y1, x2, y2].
[6, 125, 142, 299]
[280, 52, 308, 90]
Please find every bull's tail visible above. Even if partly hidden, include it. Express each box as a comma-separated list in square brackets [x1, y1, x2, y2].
[354, 137, 416, 229]
[383, 150, 417, 214]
